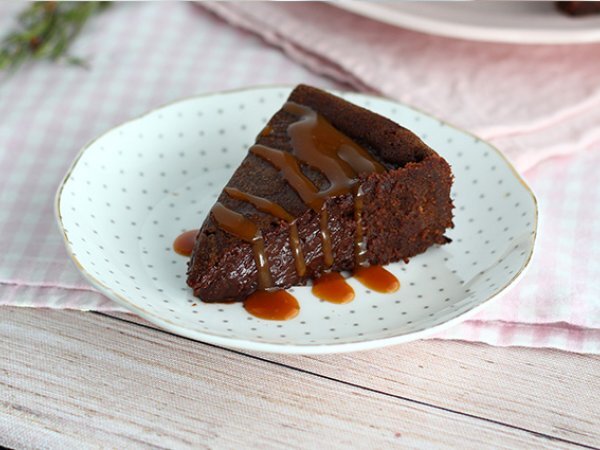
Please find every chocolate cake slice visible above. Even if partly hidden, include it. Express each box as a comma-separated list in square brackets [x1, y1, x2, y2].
[187, 85, 454, 302]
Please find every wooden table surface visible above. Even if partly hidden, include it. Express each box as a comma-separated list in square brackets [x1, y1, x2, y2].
[1, 306, 598, 449]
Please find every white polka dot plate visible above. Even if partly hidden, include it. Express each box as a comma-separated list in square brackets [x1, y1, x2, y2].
[55, 86, 538, 354]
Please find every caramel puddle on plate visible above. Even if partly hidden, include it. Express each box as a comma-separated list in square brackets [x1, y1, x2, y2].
[244, 290, 300, 321]
[312, 272, 355, 304]
[312, 266, 400, 304]
[354, 265, 400, 293]
[173, 229, 199, 257]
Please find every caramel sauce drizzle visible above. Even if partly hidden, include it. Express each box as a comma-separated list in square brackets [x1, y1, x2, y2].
[205, 101, 399, 318]
[250, 145, 321, 208]
[224, 186, 294, 222]
[224, 187, 306, 277]
[211, 202, 272, 290]
[353, 185, 367, 266]
[319, 209, 334, 267]
[282, 102, 386, 268]
[249, 102, 385, 272]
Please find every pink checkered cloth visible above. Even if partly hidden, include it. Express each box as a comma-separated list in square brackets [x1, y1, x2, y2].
[0, 2, 598, 353]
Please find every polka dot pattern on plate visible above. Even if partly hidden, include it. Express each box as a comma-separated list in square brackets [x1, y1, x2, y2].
[56, 86, 538, 354]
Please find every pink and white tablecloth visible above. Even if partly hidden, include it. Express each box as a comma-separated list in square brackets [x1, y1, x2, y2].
[0, 2, 598, 353]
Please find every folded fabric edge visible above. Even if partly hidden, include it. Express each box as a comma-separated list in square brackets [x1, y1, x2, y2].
[0, 283, 127, 311]
[433, 320, 600, 354]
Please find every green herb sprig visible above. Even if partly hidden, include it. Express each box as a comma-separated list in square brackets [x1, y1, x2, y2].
[0, 1, 111, 71]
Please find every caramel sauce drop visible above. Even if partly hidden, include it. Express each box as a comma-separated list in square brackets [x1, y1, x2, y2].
[312, 272, 355, 304]
[244, 289, 300, 321]
[173, 229, 199, 257]
[354, 265, 400, 293]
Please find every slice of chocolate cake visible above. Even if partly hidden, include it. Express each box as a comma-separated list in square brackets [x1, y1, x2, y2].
[187, 85, 454, 302]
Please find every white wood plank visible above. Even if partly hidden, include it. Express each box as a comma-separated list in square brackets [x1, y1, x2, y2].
[0, 307, 581, 450]
[269, 340, 600, 447]
[104, 311, 600, 448]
